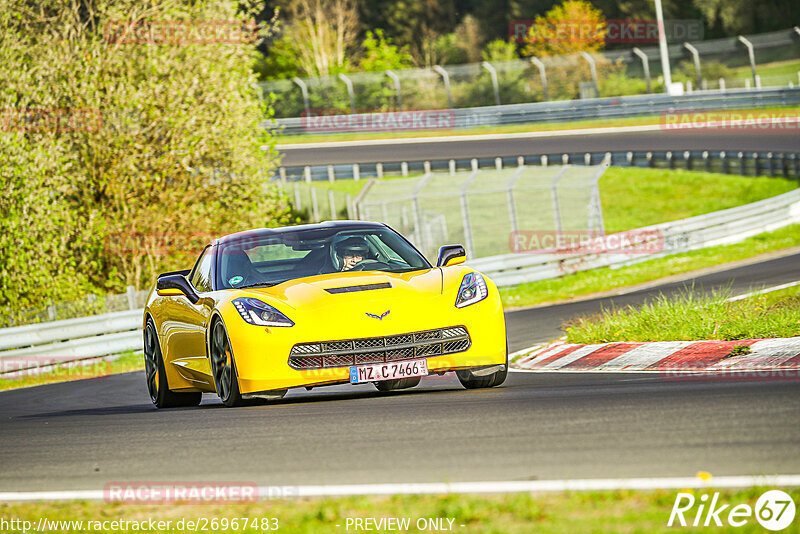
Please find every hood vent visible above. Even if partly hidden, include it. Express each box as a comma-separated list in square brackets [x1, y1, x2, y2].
[324, 282, 392, 294]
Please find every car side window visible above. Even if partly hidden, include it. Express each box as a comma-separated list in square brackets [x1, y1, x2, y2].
[190, 247, 214, 293]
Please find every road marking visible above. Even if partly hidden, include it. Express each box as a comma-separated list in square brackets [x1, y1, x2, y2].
[275, 117, 800, 150]
[727, 280, 800, 302]
[3, 475, 800, 501]
[598, 341, 691, 370]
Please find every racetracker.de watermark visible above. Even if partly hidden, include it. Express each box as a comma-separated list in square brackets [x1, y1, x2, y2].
[300, 109, 456, 133]
[0, 108, 102, 132]
[103, 482, 291, 504]
[661, 368, 800, 382]
[1, 356, 112, 380]
[661, 110, 800, 131]
[104, 20, 261, 45]
[509, 19, 703, 44]
[509, 230, 664, 255]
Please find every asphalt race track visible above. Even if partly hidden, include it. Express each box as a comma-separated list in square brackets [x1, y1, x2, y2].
[277, 128, 800, 166]
[1, 252, 798, 492]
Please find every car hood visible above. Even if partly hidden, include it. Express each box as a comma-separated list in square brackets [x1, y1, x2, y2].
[242, 268, 446, 313]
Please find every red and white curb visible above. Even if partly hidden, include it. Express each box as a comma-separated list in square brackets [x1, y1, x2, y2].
[512, 337, 800, 373]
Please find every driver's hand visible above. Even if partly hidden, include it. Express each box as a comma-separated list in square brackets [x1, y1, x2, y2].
[341, 255, 362, 271]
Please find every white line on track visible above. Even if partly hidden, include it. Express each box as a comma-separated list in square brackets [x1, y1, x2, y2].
[727, 280, 800, 301]
[3, 475, 800, 501]
[275, 116, 800, 150]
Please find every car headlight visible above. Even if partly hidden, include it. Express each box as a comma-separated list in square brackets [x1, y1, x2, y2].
[233, 297, 294, 327]
[455, 272, 488, 308]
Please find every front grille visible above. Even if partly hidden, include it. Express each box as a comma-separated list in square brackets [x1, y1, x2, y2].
[288, 326, 471, 370]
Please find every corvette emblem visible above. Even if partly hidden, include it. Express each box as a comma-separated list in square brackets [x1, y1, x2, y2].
[365, 310, 390, 320]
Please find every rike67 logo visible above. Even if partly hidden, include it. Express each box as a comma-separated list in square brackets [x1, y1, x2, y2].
[669, 490, 796, 530]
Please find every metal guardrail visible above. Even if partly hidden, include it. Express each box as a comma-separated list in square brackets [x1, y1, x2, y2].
[277, 150, 800, 182]
[468, 188, 800, 287]
[0, 310, 143, 374]
[2, 187, 798, 370]
[269, 87, 800, 136]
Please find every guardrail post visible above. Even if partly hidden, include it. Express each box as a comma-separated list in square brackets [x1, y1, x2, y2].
[541, 155, 548, 167]
[353, 163, 360, 181]
[376, 163, 384, 179]
[683, 43, 702, 89]
[585, 153, 591, 165]
[738, 152, 745, 175]
[327, 165, 335, 183]
[495, 157, 503, 170]
[529, 57, 549, 101]
[471, 158, 478, 172]
[481, 61, 501, 106]
[126, 285, 137, 310]
[337, 73, 357, 114]
[579, 52, 599, 97]
[719, 78, 726, 91]
[646, 152, 653, 167]
[47, 303, 56, 321]
[401, 162, 408, 177]
[684, 151, 692, 171]
[460, 170, 480, 258]
[753, 152, 760, 177]
[518, 156, 525, 167]
[631, 47, 652, 94]
[720, 151, 728, 174]
[385, 70, 403, 109]
[449, 159, 456, 175]
[304, 166, 311, 183]
[279, 167, 287, 186]
[562, 154, 569, 165]
[328, 190, 338, 220]
[432, 66, 453, 109]
[767, 152, 775, 177]
[666, 151, 674, 169]
[626, 152, 634, 165]
[703, 151, 710, 172]
[424, 161, 431, 174]
[737, 36, 759, 89]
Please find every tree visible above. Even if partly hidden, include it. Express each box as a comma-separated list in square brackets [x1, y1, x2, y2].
[357, 29, 413, 72]
[282, 0, 360, 76]
[522, 0, 607, 57]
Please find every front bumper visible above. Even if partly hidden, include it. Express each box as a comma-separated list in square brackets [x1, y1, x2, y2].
[225, 297, 506, 394]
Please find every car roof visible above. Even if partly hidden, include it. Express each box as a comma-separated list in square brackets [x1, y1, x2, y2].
[214, 220, 388, 245]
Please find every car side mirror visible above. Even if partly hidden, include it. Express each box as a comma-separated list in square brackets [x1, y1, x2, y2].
[156, 274, 200, 304]
[436, 245, 466, 267]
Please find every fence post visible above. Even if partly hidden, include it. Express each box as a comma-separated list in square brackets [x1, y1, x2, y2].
[47, 303, 56, 321]
[411, 173, 434, 253]
[311, 187, 320, 221]
[737, 36, 759, 88]
[337, 73, 356, 114]
[459, 170, 480, 258]
[481, 61, 501, 106]
[530, 57, 549, 101]
[352, 178, 377, 220]
[631, 47, 652, 93]
[346, 194, 354, 219]
[683, 42, 702, 89]
[328, 190, 338, 220]
[293, 182, 301, 210]
[550, 166, 570, 234]
[506, 166, 526, 241]
[279, 167, 287, 186]
[385, 70, 403, 109]
[432, 65, 453, 109]
[579, 52, 599, 96]
[291, 77, 310, 116]
[719, 78, 726, 91]
[126, 285, 137, 310]
[353, 163, 360, 181]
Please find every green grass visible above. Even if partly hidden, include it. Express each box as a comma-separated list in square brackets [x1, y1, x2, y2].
[3, 487, 798, 533]
[500, 224, 800, 309]
[275, 105, 800, 144]
[0, 351, 142, 391]
[564, 284, 800, 343]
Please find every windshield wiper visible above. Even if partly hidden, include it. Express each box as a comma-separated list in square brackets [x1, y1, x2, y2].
[234, 281, 283, 289]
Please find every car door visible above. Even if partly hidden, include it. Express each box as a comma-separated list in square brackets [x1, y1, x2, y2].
[163, 246, 215, 381]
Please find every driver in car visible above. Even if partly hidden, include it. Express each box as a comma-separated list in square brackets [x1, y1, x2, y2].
[335, 236, 370, 271]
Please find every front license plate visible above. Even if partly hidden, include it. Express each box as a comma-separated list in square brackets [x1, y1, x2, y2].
[349, 358, 428, 384]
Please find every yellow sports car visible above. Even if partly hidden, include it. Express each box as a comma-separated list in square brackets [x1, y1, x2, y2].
[143, 221, 507, 408]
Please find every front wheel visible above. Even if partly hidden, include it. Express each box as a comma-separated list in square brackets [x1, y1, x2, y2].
[456, 341, 508, 389]
[210, 320, 245, 407]
[143, 319, 202, 409]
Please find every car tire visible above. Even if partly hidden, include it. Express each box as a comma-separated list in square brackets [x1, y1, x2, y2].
[210, 319, 245, 407]
[456, 340, 508, 389]
[374, 377, 421, 392]
[144, 319, 202, 409]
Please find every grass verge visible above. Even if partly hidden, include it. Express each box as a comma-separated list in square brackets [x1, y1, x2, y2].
[500, 224, 800, 309]
[274, 105, 800, 144]
[2, 487, 797, 533]
[565, 285, 800, 343]
[0, 351, 142, 392]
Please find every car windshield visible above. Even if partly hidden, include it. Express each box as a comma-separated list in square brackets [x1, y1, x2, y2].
[216, 226, 430, 289]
